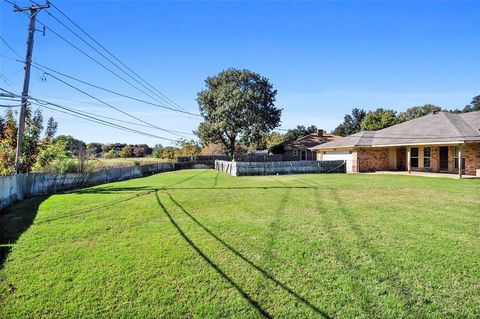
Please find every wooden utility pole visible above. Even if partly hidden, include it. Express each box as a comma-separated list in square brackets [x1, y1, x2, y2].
[13, 3, 50, 173]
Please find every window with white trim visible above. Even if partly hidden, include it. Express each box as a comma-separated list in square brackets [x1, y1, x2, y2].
[292, 150, 298, 156]
[423, 147, 431, 168]
[454, 146, 466, 169]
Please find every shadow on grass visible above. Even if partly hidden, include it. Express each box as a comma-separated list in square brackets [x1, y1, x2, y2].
[155, 191, 273, 318]
[165, 192, 331, 318]
[69, 186, 155, 194]
[0, 195, 49, 269]
[34, 191, 155, 225]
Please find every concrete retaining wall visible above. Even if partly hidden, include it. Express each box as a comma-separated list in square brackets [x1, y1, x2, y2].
[215, 160, 346, 176]
[0, 162, 174, 211]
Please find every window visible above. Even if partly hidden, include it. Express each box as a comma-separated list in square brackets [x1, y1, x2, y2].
[292, 150, 298, 156]
[454, 147, 466, 170]
[423, 147, 431, 168]
[301, 150, 307, 161]
[410, 148, 419, 168]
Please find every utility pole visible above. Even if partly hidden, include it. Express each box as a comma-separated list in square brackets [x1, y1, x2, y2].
[13, 2, 50, 173]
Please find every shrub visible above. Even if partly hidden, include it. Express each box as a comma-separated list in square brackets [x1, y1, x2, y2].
[54, 158, 79, 173]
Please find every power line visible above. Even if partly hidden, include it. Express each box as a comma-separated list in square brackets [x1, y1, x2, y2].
[0, 35, 22, 58]
[26, 1, 186, 113]
[41, 72, 190, 138]
[32, 95, 195, 135]
[32, 101, 178, 141]
[2, 87, 184, 142]
[40, 0, 187, 112]
[31, 61, 201, 117]
[0, 54, 200, 118]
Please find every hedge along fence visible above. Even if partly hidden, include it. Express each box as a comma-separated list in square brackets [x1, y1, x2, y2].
[215, 160, 346, 176]
[0, 162, 174, 211]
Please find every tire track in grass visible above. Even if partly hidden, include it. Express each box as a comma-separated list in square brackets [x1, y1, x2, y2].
[314, 187, 380, 318]
[329, 189, 424, 316]
[165, 191, 331, 318]
[155, 191, 272, 318]
[161, 169, 210, 189]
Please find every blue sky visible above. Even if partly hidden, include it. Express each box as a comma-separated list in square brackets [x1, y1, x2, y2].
[1, 0, 479, 146]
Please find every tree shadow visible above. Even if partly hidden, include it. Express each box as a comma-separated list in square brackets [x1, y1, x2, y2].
[154, 191, 273, 318]
[165, 192, 331, 318]
[0, 195, 49, 269]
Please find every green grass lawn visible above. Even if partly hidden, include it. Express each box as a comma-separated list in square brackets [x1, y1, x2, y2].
[1, 170, 479, 318]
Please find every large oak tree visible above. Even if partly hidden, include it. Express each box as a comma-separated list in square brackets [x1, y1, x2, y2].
[196, 69, 282, 156]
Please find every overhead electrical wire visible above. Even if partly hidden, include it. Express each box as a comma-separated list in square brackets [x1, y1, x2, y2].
[41, 72, 191, 138]
[0, 49, 200, 118]
[26, 0, 188, 114]
[31, 101, 178, 141]
[30, 61, 201, 117]
[33, 0, 187, 112]
[1, 87, 179, 142]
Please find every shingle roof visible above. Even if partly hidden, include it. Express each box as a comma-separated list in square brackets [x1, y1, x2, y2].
[282, 133, 340, 150]
[311, 111, 480, 150]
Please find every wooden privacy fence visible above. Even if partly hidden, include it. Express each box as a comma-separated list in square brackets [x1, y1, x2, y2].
[215, 160, 346, 176]
[0, 162, 174, 211]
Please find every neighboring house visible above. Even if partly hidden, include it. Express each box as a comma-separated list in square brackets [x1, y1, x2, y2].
[310, 111, 480, 176]
[271, 130, 340, 161]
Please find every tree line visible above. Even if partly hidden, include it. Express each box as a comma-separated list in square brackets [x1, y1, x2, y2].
[332, 95, 480, 136]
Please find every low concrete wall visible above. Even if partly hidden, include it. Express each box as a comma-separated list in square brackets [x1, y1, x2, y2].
[0, 162, 174, 211]
[215, 160, 346, 176]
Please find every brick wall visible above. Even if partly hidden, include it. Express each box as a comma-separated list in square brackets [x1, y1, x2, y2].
[464, 143, 480, 175]
[357, 148, 389, 172]
[430, 147, 439, 172]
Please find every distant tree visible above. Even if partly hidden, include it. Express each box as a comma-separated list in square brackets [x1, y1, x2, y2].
[44, 117, 58, 142]
[360, 108, 397, 131]
[119, 145, 132, 158]
[151, 144, 164, 158]
[54, 135, 86, 156]
[87, 142, 103, 157]
[462, 95, 480, 112]
[333, 108, 367, 136]
[133, 144, 151, 157]
[397, 104, 442, 123]
[265, 131, 285, 149]
[103, 149, 117, 159]
[102, 143, 113, 153]
[176, 139, 201, 157]
[201, 143, 226, 155]
[161, 146, 179, 160]
[196, 68, 282, 156]
[283, 125, 317, 141]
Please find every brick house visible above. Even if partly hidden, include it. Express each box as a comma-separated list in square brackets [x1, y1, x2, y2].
[271, 130, 340, 161]
[310, 111, 480, 176]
